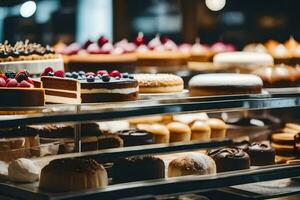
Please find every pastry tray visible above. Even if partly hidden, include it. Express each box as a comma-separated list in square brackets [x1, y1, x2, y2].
[0, 163, 300, 200]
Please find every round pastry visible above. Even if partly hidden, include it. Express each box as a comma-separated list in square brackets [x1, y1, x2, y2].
[206, 119, 227, 139]
[8, 158, 40, 183]
[139, 124, 170, 144]
[189, 73, 263, 97]
[213, 52, 274, 72]
[133, 74, 184, 93]
[208, 147, 250, 172]
[39, 158, 108, 192]
[168, 153, 216, 177]
[271, 132, 300, 161]
[190, 121, 211, 141]
[246, 142, 275, 166]
[98, 134, 124, 150]
[252, 64, 297, 88]
[167, 122, 191, 143]
[115, 129, 154, 146]
[243, 43, 268, 53]
[269, 44, 292, 64]
[112, 155, 165, 183]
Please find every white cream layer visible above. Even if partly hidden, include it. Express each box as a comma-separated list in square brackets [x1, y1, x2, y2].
[45, 95, 81, 104]
[80, 87, 138, 94]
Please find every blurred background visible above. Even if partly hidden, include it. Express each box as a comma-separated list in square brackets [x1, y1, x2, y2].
[0, 0, 299, 49]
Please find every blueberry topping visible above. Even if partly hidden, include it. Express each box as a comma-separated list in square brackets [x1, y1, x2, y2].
[65, 72, 72, 78]
[122, 72, 129, 78]
[128, 75, 134, 79]
[78, 71, 85, 76]
[48, 71, 54, 76]
[11, 51, 19, 58]
[87, 75, 95, 82]
[5, 71, 16, 78]
[102, 75, 110, 82]
[72, 72, 78, 79]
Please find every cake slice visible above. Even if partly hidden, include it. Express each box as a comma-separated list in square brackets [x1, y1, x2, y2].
[41, 68, 138, 104]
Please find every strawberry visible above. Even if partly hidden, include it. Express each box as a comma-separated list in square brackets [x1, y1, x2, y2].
[0, 77, 6, 87]
[6, 79, 18, 87]
[85, 72, 96, 77]
[109, 70, 121, 78]
[41, 67, 54, 77]
[97, 70, 108, 76]
[54, 70, 65, 77]
[18, 80, 33, 88]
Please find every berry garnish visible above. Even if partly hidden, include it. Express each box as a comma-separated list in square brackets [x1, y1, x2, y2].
[134, 32, 145, 46]
[72, 72, 79, 79]
[129, 75, 134, 79]
[83, 40, 93, 49]
[97, 36, 109, 47]
[109, 70, 121, 78]
[26, 78, 34, 85]
[48, 71, 54, 76]
[15, 70, 29, 83]
[102, 75, 110, 82]
[87, 75, 95, 82]
[5, 71, 16, 79]
[0, 74, 8, 81]
[85, 72, 96, 77]
[41, 67, 54, 77]
[65, 72, 72, 78]
[122, 72, 129, 78]
[0, 77, 6, 87]
[78, 71, 85, 76]
[54, 70, 65, 78]
[18, 80, 33, 88]
[6, 79, 18, 87]
[97, 70, 108, 76]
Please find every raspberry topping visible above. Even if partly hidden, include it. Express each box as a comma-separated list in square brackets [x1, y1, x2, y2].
[26, 78, 34, 84]
[0, 74, 7, 81]
[97, 70, 108, 76]
[0, 77, 6, 87]
[41, 67, 54, 77]
[109, 70, 121, 78]
[54, 70, 65, 78]
[85, 72, 96, 77]
[6, 79, 18, 87]
[18, 80, 33, 88]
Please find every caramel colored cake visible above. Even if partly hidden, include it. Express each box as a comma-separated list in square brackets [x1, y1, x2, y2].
[168, 153, 216, 177]
[189, 73, 263, 97]
[41, 68, 138, 103]
[39, 158, 108, 192]
[134, 73, 184, 93]
[0, 70, 45, 107]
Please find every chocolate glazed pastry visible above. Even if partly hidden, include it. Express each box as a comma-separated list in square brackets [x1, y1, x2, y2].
[208, 147, 250, 172]
[247, 143, 275, 166]
[112, 156, 165, 184]
[115, 129, 154, 147]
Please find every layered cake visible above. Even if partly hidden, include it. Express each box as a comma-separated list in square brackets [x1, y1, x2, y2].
[41, 68, 138, 103]
[133, 73, 183, 93]
[0, 70, 45, 107]
[0, 40, 63, 75]
[189, 73, 263, 97]
[39, 158, 108, 192]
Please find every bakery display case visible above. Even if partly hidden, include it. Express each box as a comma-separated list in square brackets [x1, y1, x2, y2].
[0, 92, 300, 200]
